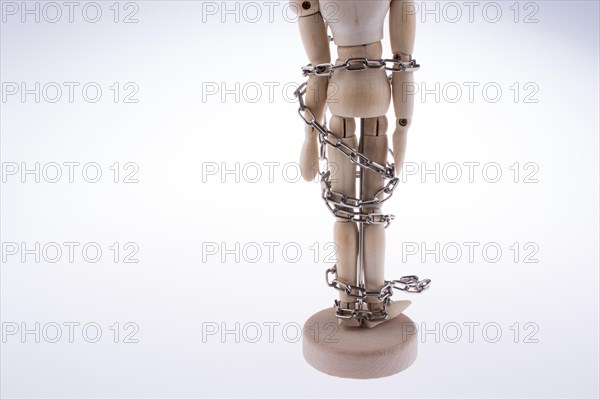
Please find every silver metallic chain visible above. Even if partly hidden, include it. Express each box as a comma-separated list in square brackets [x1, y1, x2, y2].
[294, 58, 429, 322]
[295, 80, 396, 179]
[294, 80, 398, 227]
[301, 58, 420, 77]
[326, 265, 431, 321]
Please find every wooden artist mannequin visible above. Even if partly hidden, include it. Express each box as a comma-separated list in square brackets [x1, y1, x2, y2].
[292, 0, 430, 378]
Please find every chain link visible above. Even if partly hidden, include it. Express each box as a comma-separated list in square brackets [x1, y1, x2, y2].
[390, 275, 432, 293]
[302, 58, 420, 77]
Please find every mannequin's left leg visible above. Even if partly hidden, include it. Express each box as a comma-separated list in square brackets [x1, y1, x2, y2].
[360, 116, 407, 328]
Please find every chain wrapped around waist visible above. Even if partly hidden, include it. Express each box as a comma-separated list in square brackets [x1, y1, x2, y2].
[301, 57, 420, 77]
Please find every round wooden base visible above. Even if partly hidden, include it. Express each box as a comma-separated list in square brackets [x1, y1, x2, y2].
[302, 307, 418, 379]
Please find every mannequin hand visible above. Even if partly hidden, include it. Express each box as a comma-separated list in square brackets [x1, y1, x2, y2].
[393, 143, 406, 175]
[392, 120, 409, 174]
[300, 125, 319, 181]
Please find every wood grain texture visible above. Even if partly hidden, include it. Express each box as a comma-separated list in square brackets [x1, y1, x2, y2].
[303, 307, 418, 379]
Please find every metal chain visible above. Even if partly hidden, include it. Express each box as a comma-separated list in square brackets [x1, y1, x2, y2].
[294, 82, 398, 227]
[295, 81, 396, 180]
[333, 299, 390, 322]
[321, 171, 399, 212]
[326, 265, 431, 321]
[302, 58, 420, 77]
[294, 59, 429, 323]
[391, 275, 432, 293]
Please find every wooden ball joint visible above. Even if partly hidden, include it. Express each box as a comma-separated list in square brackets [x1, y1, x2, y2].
[291, 0, 429, 378]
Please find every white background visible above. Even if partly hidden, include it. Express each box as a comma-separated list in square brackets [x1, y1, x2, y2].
[1, 1, 599, 398]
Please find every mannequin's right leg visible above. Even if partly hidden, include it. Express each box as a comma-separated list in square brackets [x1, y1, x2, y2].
[328, 115, 360, 327]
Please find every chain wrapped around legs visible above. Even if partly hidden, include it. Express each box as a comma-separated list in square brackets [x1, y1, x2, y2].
[294, 60, 430, 323]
